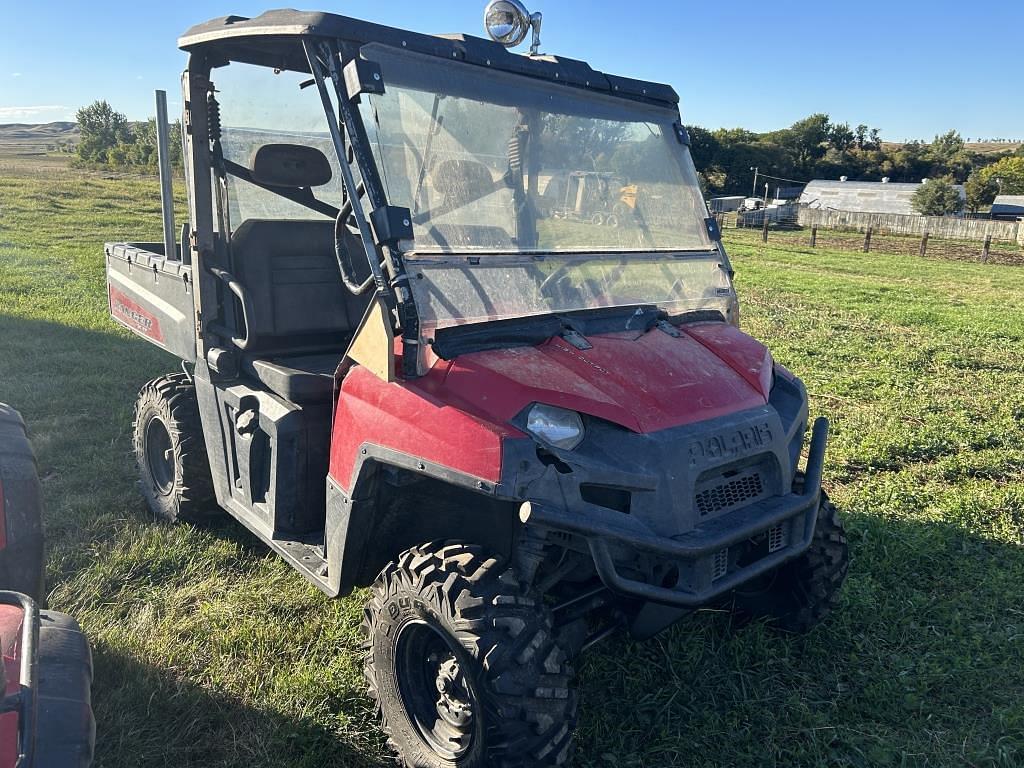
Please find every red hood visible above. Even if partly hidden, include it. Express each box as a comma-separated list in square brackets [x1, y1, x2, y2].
[432, 322, 773, 434]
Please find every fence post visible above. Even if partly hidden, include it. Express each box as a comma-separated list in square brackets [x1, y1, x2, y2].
[863, 227, 872, 253]
[810, 225, 817, 248]
[981, 235, 991, 263]
[762, 215, 769, 243]
[920, 232, 929, 257]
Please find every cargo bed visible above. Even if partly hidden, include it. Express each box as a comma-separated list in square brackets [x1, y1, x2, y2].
[105, 242, 196, 362]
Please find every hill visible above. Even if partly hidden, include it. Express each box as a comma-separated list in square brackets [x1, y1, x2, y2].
[0, 121, 79, 154]
[881, 140, 1022, 156]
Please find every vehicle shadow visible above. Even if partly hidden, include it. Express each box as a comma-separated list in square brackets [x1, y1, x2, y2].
[90, 643, 385, 768]
[572, 509, 1024, 766]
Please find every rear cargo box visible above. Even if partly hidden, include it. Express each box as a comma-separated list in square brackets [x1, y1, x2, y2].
[105, 242, 196, 362]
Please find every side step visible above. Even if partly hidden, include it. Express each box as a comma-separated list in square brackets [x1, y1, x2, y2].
[274, 536, 331, 591]
[219, 499, 335, 596]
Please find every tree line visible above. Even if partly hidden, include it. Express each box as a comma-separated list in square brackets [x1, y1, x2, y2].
[688, 114, 1024, 212]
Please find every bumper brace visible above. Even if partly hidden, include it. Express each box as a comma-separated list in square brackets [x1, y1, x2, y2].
[0, 590, 38, 768]
[521, 417, 830, 607]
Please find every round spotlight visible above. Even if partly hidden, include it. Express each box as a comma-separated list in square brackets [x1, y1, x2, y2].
[484, 0, 532, 48]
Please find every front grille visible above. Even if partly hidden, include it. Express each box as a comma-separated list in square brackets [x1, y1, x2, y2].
[768, 523, 788, 553]
[696, 470, 765, 517]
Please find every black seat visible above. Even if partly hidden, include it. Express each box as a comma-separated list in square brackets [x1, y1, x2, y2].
[228, 219, 370, 402]
[249, 353, 341, 404]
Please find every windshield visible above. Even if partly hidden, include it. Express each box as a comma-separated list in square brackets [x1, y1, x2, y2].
[359, 45, 711, 255]
[352, 45, 729, 332]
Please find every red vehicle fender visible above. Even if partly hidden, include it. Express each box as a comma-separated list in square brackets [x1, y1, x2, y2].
[328, 363, 519, 493]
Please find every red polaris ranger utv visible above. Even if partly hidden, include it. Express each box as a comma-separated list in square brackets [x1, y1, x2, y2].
[105, 3, 848, 764]
[0, 404, 94, 768]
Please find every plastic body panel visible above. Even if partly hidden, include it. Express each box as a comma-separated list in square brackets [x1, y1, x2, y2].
[327, 363, 515, 494]
[196, 374, 332, 537]
[105, 242, 197, 362]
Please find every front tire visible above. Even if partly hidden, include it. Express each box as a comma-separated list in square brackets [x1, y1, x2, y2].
[362, 542, 577, 767]
[731, 479, 849, 633]
[133, 374, 215, 523]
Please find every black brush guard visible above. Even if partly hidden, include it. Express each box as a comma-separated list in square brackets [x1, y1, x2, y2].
[521, 418, 829, 607]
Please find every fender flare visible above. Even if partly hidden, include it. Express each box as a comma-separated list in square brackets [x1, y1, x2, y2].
[325, 443, 516, 595]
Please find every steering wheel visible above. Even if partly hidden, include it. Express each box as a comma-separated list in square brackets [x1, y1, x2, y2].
[334, 182, 375, 295]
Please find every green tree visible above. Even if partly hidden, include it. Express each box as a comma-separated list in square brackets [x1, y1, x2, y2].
[829, 122, 855, 153]
[768, 113, 831, 175]
[964, 171, 999, 212]
[925, 130, 970, 180]
[911, 177, 963, 216]
[76, 100, 129, 164]
[978, 156, 1024, 195]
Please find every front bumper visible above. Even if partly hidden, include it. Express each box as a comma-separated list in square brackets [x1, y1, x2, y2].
[521, 418, 829, 607]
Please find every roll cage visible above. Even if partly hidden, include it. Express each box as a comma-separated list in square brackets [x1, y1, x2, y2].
[178, 9, 706, 379]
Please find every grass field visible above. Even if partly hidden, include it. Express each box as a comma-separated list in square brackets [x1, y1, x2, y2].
[1, 154, 1023, 767]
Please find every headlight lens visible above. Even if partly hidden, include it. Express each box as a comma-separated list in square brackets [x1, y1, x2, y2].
[525, 404, 584, 450]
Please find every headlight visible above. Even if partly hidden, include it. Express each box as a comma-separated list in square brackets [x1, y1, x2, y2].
[525, 404, 584, 450]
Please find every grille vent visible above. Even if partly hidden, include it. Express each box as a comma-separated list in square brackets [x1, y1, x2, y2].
[768, 523, 788, 553]
[711, 549, 729, 581]
[696, 470, 765, 517]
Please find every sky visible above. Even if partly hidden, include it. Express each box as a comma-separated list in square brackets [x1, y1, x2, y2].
[1, 0, 1022, 142]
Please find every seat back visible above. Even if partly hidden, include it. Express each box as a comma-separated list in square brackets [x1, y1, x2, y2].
[229, 219, 369, 353]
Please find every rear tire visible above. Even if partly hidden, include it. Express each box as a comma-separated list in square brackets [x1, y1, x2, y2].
[133, 374, 216, 523]
[0, 403, 45, 602]
[362, 541, 577, 767]
[730, 477, 848, 633]
[35, 610, 96, 767]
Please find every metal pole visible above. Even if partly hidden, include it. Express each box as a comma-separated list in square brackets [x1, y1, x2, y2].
[751, 167, 758, 198]
[155, 90, 176, 260]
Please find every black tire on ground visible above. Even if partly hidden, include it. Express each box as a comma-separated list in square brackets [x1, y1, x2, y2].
[0, 403, 45, 602]
[731, 476, 849, 633]
[133, 374, 216, 523]
[362, 542, 577, 768]
[35, 610, 96, 768]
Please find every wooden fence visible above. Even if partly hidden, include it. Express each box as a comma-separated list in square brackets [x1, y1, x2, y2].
[797, 207, 1020, 243]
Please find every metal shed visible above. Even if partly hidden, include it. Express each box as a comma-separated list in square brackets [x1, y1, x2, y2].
[799, 179, 966, 216]
[991, 195, 1024, 220]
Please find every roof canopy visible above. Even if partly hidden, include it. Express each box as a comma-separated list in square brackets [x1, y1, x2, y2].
[179, 9, 678, 108]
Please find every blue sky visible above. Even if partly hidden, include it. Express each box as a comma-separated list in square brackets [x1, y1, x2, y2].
[1, 0, 1022, 142]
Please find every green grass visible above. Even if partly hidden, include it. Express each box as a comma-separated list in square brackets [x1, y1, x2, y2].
[1, 154, 1022, 767]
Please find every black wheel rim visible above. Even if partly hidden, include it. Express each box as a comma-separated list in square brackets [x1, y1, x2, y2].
[395, 620, 478, 761]
[144, 416, 174, 496]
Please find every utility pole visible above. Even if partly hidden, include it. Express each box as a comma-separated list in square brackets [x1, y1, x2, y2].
[750, 166, 759, 198]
